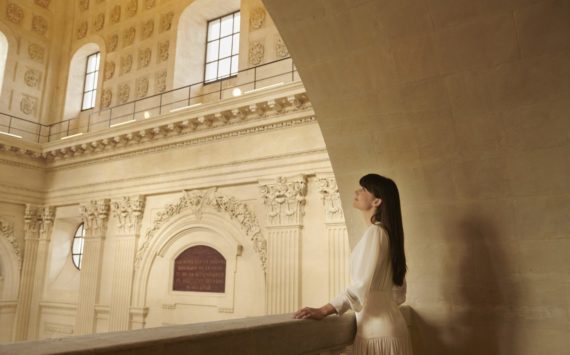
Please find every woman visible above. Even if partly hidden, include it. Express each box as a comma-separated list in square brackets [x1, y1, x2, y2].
[294, 174, 412, 355]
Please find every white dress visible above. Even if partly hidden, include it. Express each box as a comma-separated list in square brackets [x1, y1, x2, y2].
[330, 223, 412, 355]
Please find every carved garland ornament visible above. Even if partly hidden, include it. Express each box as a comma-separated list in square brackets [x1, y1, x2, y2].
[79, 0, 89, 12]
[249, 7, 266, 30]
[248, 41, 264, 66]
[20, 95, 38, 115]
[111, 196, 145, 234]
[107, 34, 118, 52]
[126, 0, 137, 17]
[135, 189, 267, 272]
[135, 77, 149, 99]
[28, 44, 45, 63]
[6, 3, 24, 24]
[76, 21, 88, 40]
[275, 37, 289, 58]
[159, 12, 174, 33]
[0, 218, 21, 268]
[259, 176, 307, 226]
[137, 48, 151, 69]
[93, 13, 105, 32]
[104, 61, 115, 80]
[123, 27, 136, 47]
[79, 199, 110, 234]
[24, 69, 42, 88]
[118, 83, 130, 104]
[158, 41, 169, 62]
[101, 89, 112, 108]
[316, 176, 344, 222]
[110, 5, 121, 24]
[155, 70, 166, 93]
[120, 54, 133, 75]
[141, 19, 154, 39]
[32, 15, 48, 35]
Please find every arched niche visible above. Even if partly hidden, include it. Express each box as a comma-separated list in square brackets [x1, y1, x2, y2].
[0, 219, 21, 300]
[173, 0, 239, 88]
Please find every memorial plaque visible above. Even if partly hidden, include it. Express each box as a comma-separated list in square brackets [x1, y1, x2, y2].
[173, 245, 226, 293]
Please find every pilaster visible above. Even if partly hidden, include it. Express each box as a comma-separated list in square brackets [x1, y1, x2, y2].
[260, 175, 306, 314]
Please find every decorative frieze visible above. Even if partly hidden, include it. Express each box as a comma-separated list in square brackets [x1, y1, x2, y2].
[159, 12, 174, 33]
[104, 61, 115, 80]
[28, 43, 45, 63]
[120, 54, 133, 75]
[123, 27, 136, 47]
[76, 21, 88, 40]
[79, 199, 110, 234]
[259, 175, 307, 226]
[107, 33, 118, 52]
[141, 19, 154, 39]
[111, 196, 145, 234]
[158, 41, 169, 62]
[0, 218, 21, 267]
[317, 176, 344, 222]
[24, 69, 42, 88]
[137, 48, 151, 69]
[20, 95, 38, 116]
[32, 15, 48, 35]
[118, 83, 130, 104]
[135, 77, 148, 99]
[249, 41, 264, 66]
[93, 13, 105, 32]
[249, 7, 266, 30]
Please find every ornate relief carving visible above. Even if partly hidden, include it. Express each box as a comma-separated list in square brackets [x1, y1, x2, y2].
[248, 41, 264, 66]
[275, 37, 289, 58]
[249, 7, 266, 30]
[0, 218, 21, 268]
[159, 12, 174, 33]
[23, 205, 55, 239]
[317, 176, 344, 222]
[111, 196, 145, 234]
[28, 44, 45, 63]
[155, 70, 166, 93]
[259, 176, 307, 226]
[141, 19, 154, 39]
[104, 61, 115, 80]
[144, 0, 156, 9]
[6, 3, 24, 25]
[32, 15, 48, 35]
[135, 77, 148, 99]
[24, 68, 42, 88]
[80, 199, 110, 234]
[20, 95, 38, 116]
[135, 188, 267, 272]
[120, 54, 133, 75]
[157, 41, 169, 62]
[76, 21, 88, 40]
[126, 0, 137, 17]
[101, 89, 112, 108]
[107, 33, 118, 52]
[93, 13, 105, 32]
[79, 0, 89, 12]
[123, 27, 136, 47]
[110, 5, 121, 24]
[137, 48, 151, 69]
[118, 83, 130, 104]
[34, 0, 51, 8]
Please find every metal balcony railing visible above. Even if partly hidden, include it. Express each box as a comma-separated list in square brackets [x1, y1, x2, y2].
[0, 57, 299, 144]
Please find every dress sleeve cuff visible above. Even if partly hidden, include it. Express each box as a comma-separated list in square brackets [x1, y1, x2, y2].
[330, 294, 349, 315]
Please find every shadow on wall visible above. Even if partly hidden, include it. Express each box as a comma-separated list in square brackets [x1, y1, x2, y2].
[409, 215, 520, 355]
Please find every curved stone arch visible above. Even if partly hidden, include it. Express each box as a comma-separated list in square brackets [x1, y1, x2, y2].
[0, 218, 21, 300]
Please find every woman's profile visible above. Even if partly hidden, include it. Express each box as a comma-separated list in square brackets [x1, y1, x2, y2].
[294, 173, 412, 354]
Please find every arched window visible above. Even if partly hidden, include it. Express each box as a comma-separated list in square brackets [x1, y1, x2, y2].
[64, 43, 101, 120]
[71, 223, 86, 270]
[0, 31, 8, 96]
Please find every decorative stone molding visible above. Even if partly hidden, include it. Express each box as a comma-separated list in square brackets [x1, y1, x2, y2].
[110, 5, 121, 24]
[44, 323, 74, 336]
[34, 0, 50, 8]
[76, 21, 88, 40]
[24, 204, 41, 235]
[32, 15, 48, 35]
[20, 95, 38, 116]
[120, 54, 133, 75]
[104, 61, 115, 80]
[144, 0, 156, 10]
[275, 37, 289, 58]
[136, 188, 267, 271]
[249, 7, 266, 30]
[79, 199, 110, 234]
[135, 77, 148, 99]
[107, 33, 118, 52]
[158, 41, 169, 63]
[0, 218, 21, 268]
[111, 195, 145, 234]
[141, 19, 154, 39]
[137, 48, 151, 69]
[101, 89, 112, 108]
[40, 206, 56, 235]
[155, 70, 166, 93]
[93, 13, 105, 32]
[248, 41, 264, 66]
[6, 3, 24, 25]
[24, 69, 42, 88]
[79, 0, 89, 12]
[259, 176, 307, 226]
[317, 176, 344, 222]
[28, 44, 45, 63]
[123, 27, 136, 47]
[159, 12, 174, 33]
[118, 83, 130, 104]
[126, 0, 137, 17]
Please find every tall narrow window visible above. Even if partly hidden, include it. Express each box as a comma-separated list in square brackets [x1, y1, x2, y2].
[82, 52, 100, 110]
[204, 11, 240, 83]
[71, 223, 86, 270]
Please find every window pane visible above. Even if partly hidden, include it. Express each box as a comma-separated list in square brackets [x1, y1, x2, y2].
[218, 57, 231, 78]
[205, 62, 217, 82]
[82, 91, 93, 110]
[90, 89, 97, 107]
[77, 224, 84, 236]
[207, 19, 220, 40]
[232, 33, 240, 55]
[87, 54, 98, 72]
[78, 255, 83, 269]
[72, 239, 82, 254]
[73, 255, 80, 268]
[231, 55, 238, 75]
[220, 15, 233, 37]
[84, 73, 95, 91]
[219, 36, 232, 58]
[206, 40, 219, 62]
[233, 13, 240, 32]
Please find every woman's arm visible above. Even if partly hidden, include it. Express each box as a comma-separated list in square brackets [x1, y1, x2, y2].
[293, 303, 337, 320]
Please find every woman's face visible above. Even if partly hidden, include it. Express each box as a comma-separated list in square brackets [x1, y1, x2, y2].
[353, 186, 380, 211]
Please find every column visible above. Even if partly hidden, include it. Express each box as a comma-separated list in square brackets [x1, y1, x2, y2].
[74, 199, 110, 335]
[317, 175, 350, 299]
[260, 175, 307, 314]
[108, 196, 145, 332]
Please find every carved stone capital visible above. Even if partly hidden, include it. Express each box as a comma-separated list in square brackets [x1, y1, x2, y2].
[80, 199, 110, 235]
[24, 204, 41, 236]
[39, 206, 56, 239]
[111, 196, 145, 234]
[316, 175, 344, 223]
[259, 175, 307, 226]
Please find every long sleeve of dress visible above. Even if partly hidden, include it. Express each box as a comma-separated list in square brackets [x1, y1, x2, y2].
[392, 278, 407, 305]
[330, 225, 381, 315]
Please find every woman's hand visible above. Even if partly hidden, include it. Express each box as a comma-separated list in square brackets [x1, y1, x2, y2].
[294, 304, 336, 320]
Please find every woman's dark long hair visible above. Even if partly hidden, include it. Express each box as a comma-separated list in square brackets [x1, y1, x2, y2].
[359, 174, 407, 286]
